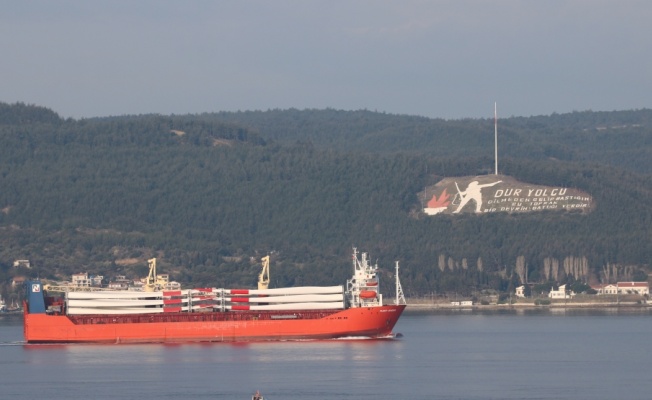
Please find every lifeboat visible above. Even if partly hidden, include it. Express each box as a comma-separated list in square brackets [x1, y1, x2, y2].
[359, 290, 377, 299]
[365, 280, 378, 286]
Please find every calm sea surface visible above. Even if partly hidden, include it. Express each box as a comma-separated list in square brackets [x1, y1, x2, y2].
[1, 308, 651, 400]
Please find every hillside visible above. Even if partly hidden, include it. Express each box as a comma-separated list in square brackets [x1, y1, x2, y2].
[210, 108, 652, 174]
[1, 103, 651, 300]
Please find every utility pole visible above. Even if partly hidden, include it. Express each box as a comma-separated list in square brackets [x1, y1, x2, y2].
[494, 102, 498, 175]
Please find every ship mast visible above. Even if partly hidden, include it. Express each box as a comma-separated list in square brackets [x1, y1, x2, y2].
[395, 261, 406, 305]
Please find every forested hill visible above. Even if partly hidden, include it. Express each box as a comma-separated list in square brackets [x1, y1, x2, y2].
[1, 102, 651, 299]
[211, 108, 652, 174]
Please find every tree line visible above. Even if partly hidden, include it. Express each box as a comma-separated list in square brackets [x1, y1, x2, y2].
[1, 102, 651, 301]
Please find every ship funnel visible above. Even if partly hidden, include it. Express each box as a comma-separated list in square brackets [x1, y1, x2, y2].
[25, 281, 46, 314]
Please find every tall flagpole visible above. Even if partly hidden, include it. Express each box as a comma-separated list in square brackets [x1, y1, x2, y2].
[494, 102, 498, 175]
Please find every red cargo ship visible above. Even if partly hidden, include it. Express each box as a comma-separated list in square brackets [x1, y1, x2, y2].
[23, 249, 406, 344]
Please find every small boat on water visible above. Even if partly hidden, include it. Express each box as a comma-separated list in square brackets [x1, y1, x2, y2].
[252, 390, 264, 400]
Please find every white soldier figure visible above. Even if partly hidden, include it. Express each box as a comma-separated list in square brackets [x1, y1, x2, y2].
[453, 180, 502, 213]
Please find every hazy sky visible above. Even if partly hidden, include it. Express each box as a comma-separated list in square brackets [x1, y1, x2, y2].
[2, 1, 651, 119]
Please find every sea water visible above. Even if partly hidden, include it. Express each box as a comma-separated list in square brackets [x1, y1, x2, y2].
[1, 308, 650, 400]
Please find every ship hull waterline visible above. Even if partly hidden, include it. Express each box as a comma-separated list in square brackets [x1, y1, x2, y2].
[24, 305, 405, 344]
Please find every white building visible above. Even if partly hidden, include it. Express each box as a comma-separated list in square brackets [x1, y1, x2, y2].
[549, 284, 571, 299]
[71, 273, 103, 287]
[108, 281, 129, 290]
[90, 275, 104, 287]
[616, 282, 649, 295]
[450, 300, 473, 306]
[13, 259, 31, 269]
[71, 273, 91, 287]
[592, 284, 618, 295]
[108, 275, 132, 290]
[592, 282, 649, 295]
[515, 285, 526, 298]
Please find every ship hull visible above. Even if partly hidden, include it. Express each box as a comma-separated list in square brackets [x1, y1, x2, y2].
[24, 305, 405, 344]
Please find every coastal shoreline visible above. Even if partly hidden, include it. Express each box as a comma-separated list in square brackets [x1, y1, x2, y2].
[405, 300, 650, 310]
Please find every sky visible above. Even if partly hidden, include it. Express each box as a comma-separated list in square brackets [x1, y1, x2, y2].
[2, 1, 651, 120]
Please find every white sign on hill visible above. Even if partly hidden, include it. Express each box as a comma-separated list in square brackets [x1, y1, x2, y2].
[423, 175, 593, 216]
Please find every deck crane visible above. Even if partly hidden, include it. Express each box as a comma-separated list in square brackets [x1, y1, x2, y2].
[258, 256, 270, 290]
[144, 258, 158, 292]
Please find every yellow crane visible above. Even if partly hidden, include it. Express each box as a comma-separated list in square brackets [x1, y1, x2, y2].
[258, 256, 270, 290]
[144, 258, 158, 292]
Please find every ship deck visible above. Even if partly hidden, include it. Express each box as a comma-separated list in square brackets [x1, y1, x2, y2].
[68, 309, 340, 325]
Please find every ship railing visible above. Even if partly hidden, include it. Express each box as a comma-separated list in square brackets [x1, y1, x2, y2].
[44, 285, 130, 293]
